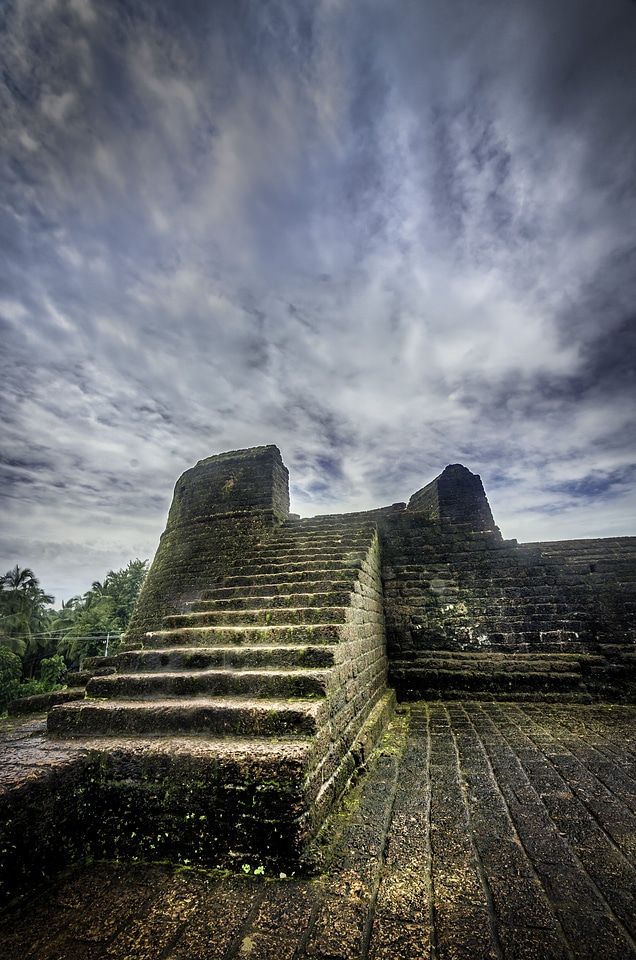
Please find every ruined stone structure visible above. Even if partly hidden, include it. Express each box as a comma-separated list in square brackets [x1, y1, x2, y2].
[4, 445, 635, 901]
[45, 446, 396, 872]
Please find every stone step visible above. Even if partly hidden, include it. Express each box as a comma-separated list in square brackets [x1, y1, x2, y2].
[66, 667, 116, 688]
[217, 568, 358, 588]
[261, 534, 371, 550]
[287, 519, 377, 534]
[221, 558, 365, 577]
[47, 696, 328, 737]
[86, 668, 331, 700]
[7, 689, 86, 716]
[261, 529, 372, 543]
[143, 623, 347, 648]
[392, 657, 586, 674]
[400, 649, 600, 661]
[244, 545, 368, 561]
[90, 645, 338, 673]
[390, 667, 587, 692]
[228, 551, 366, 570]
[164, 606, 348, 629]
[421, 689, 595, 703]
[596, 646, 636, 664]
[201, 578, 358, 601]
[42, 689, 394, 873]
[186, 591, 354, 613]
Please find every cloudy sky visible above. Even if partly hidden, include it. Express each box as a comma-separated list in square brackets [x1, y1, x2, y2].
[1, 0, 635, 602]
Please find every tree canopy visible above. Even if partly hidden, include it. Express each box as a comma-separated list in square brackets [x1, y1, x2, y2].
[0, 558, 149, 708]
[53, 559, 149, 668]
[0, 566, 55, 665]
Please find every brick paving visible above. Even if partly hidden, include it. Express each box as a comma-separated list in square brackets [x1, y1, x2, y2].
[2, 702, 636, 959]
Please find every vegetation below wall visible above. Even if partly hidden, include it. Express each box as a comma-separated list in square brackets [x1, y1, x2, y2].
[0, 560, 148, 713]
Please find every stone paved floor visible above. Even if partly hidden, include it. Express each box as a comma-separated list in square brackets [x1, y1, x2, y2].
[2, 702, 636, 959]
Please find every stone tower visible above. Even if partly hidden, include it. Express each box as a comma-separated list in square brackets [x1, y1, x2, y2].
[408, 463, 499, 534]
[126, 445, 290, 643]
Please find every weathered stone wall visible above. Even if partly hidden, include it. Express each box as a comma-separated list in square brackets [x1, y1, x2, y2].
[377, 515, 636, 658]
[126, 445, 289, 644]
[309, 526, 389, 815]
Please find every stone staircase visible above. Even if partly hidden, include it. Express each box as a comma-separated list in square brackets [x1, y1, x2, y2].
[47, 515, 395, 869]
[389, 647, 636, 702]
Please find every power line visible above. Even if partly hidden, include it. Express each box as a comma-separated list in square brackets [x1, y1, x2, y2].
[1, 632, 122, 642]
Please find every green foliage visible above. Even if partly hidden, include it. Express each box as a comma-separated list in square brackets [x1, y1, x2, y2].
[14, 678, 48, 698]
[0, 559, 149, 678]
[0, 566, 55, 673]
[40, 654, 68, 688]
[54, 559, 149, 668]
[102, 559, 150, 626]
[0, 647, 21, 712]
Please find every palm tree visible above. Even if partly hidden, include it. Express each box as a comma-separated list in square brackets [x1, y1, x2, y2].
[0, 566, 38, 592]
[0, 566, 55, 674]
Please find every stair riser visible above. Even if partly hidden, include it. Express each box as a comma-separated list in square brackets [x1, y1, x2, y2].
[115, 634, 378, 677]
[392, 659, 588, 674]
[86, 671, 331, 700]
[230, 550, 367, 568]
[109, 647, 337, 672]
[283, 521, 377, 534]
[164, 607, 348, 628]
[48, 701, 327, 737]
[238, 551, 368, 566]
[389, 668, 585, 692]
[143, 624, 348, 647]
[201, 580, 357, 600]
[257, 537, 371, 552]
[217, 569, 359, 588]
[251, 532, 371, 545]
[220, 559, 364, 576]
[395, 688, 595, 703]
[186, 592, 354, 613]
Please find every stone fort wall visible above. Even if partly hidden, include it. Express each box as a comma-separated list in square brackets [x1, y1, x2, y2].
[128, 447, 636, 700]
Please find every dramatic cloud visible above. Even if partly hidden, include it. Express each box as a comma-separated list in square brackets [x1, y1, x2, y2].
[1, 0, 635, 600]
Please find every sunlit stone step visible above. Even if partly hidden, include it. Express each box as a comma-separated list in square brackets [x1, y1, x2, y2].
[260, 536, 370, 552]
[215, 569, 359, 589]
[164, 606, 348, 629]
[143, 623, 348, 648]
[218, 558, 365, 576]
[48, 697, 328, 737]
[87, 645, 338, 673]
[86, 668, 331, 700]
[201, 578, 358, 601]
[186, 591, 354, 613]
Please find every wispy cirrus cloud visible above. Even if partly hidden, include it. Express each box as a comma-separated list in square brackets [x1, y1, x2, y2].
[1, 0, 635, 599]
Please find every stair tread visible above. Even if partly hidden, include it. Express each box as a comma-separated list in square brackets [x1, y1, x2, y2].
[53, 733, 316, 757]
[188, 592, 353, 610]
[48, 697, 329, 737]
[202, 580, 357, 598]
[116, 644, 339, 655]
[220, 570, 358, 582]
[143, 624, 346, 646]
[61, 695, 327, 710]
[93, 668, 332, 680]
[165, 608, 349, 627]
